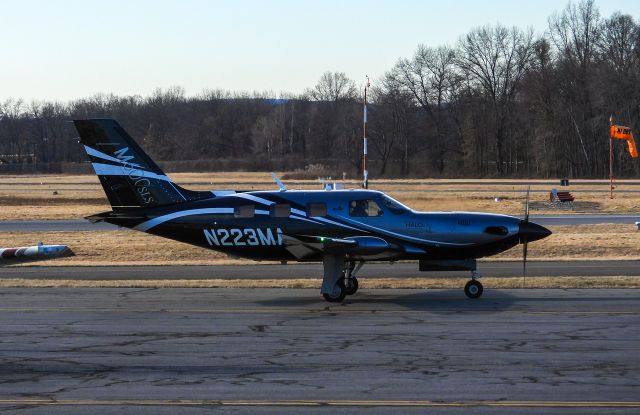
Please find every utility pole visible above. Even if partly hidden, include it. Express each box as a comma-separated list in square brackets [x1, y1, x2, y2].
[363, 76, 370, 189]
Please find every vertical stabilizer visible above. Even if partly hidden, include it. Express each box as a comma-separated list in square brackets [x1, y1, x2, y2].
[74, 119, 210, 210]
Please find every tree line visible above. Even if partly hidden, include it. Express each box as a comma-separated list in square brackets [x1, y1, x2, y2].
[0, 0, 638, 178]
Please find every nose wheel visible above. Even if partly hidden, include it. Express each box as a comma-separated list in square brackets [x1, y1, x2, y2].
[464, 278, 483, 299]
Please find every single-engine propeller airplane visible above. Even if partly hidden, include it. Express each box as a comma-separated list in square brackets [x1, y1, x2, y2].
[74, 119, 551, 302]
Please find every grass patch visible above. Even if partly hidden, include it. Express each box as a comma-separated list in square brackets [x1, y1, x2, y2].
[2, 224, 638, 266]
[2, 174, 640, 219]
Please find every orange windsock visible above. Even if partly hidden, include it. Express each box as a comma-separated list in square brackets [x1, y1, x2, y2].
[610, 125, 638, 158]
[627, 137, 638, 158]
[610, 125, 633, 139]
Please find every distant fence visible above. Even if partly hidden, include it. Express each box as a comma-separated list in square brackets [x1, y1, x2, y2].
[0, 158, 354, 175]
[0, 162, 92, 175]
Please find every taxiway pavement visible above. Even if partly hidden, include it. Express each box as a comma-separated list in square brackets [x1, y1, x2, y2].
[3, 260, 640, 280]
[0, 288, 638, 414]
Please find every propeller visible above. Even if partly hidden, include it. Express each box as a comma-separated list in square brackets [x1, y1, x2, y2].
[519, 189, 552, 287]
[521, 186, 530, 286]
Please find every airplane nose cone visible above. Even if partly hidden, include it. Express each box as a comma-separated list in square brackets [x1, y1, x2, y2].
[519, 221, 552, 243]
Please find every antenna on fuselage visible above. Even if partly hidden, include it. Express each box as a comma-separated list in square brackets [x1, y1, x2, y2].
[362, 75, 370, 189]
[271, 172, 287, 192]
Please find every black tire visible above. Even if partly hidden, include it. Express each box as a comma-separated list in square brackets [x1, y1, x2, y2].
[322, 280, 346, 302]
[464, 280, 483, 299]
[344, 276, 359, 296]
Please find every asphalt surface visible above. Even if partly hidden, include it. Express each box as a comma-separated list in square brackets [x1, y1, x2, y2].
[3, 260, 640, 280]
[0, 288, 638, 414]
[1, 214, 639, 232]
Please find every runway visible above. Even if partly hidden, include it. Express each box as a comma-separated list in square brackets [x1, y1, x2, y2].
[1, 213, 639, 232]
[3, 260, 640, 280]
[0, 288, 638, 414]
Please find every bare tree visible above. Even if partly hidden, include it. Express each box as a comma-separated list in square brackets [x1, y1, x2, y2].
[600, 12, 637, 74]
[393, 45, 459, 114]
[549, 0, 601, 75]
[457, 24, 535, 173]
[391, 45, 461, 172]
[548, 0, 603, 175]
[370, 73, 415, 175]
[306, 71, 358, 103]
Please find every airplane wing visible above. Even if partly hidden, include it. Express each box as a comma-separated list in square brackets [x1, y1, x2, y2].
[0, 244, 74, 266]
[281, 234, 407, 259]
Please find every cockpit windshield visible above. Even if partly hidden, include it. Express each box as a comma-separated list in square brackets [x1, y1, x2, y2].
[380, 194, 410, 215]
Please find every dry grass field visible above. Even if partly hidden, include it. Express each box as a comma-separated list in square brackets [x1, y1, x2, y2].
[1, 172, 640, 220]
[2, 224, 639, 267]
[1, 173, 639, 273]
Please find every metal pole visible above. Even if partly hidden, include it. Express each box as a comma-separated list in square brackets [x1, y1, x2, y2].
[363, 76, 369, 189]
[610, 137, 614, 199]
[609, 116, 614, 199]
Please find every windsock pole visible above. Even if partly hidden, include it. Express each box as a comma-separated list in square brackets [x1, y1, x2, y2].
[363, 76, 370, 189]
[610, 115, 614, 199]
[608, 117, 639, 198]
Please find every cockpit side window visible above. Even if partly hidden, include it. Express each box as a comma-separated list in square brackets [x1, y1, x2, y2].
[349, 199, 383, 217]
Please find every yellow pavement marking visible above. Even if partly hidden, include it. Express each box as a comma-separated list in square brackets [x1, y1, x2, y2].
[0, 399, 638, 407]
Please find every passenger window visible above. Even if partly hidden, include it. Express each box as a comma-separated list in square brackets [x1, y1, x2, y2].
[234, 205, 255, 218]
[307, 203, 327, 217]
[270, 203, 291, 218]
[349, 199, 383, 217]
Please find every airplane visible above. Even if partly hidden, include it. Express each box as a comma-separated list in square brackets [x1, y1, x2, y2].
[0, 242, 74, 265]
[73, 119, 552, 302]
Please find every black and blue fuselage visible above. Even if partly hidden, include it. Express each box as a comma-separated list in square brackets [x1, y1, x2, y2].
[92, 188, 546, 263]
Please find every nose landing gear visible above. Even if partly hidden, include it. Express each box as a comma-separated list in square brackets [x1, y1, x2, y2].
[464, 271, 483, 299]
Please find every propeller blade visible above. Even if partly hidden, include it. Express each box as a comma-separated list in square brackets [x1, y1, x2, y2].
[524, 185, 530, 223]
[522, 237, 528, 286]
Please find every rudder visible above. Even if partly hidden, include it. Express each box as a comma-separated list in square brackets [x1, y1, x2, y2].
[74, 119, 209, 210]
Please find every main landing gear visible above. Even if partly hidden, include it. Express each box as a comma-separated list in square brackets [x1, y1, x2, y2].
[321, 255, 362, 303]
[464, 271, 483, 299]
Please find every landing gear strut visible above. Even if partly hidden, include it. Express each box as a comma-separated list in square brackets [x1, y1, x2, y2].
[464, 271, 483, 299]
[321, 254, 346, 302]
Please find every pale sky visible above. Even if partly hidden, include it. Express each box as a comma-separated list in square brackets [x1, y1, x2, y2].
[0, 0, 637, 102]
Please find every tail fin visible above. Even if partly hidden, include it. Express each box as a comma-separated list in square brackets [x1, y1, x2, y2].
[74, 119, 210, 210]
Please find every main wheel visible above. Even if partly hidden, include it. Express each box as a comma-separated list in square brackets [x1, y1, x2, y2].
[464, 279, 483, 299]
[344, 276, 359, 296]
[322, 280, 346, 302]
